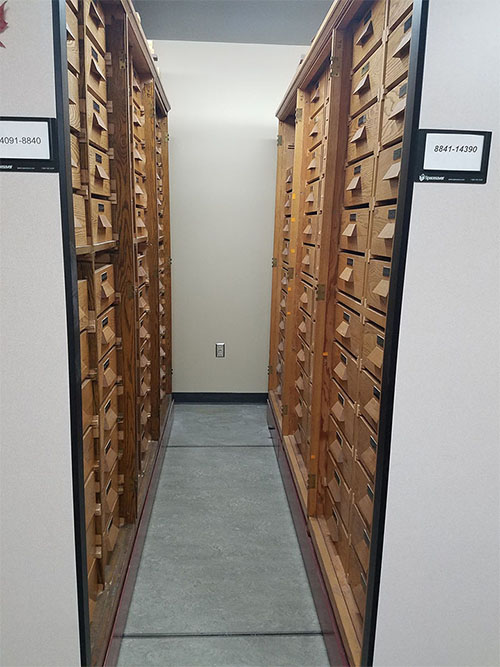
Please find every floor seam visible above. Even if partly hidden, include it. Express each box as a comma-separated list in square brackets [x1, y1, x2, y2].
[167, 444, 274, 448]
[120, 631, 324, 639]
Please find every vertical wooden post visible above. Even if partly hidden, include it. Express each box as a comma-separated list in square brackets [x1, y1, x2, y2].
[160, 115, 173, 399]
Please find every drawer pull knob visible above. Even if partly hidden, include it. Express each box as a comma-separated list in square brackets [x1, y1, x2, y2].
[302, 254, 311, 265]
[102, 324, 114, 344]
[388, 97, 406, 120]
[311, 88, 320, 102]
[295, 376, 304, 391]
[392, 30, 412, 59]
[93, 112, 107, 131]
[280, 297, 287, 309]
[305, 191, 315, 203]
[336, 321, 350, 338]
[329, 438, 344, 464]
[353, 73, 370, 95]
[104, 408, 117, 431]
[103, 366, 116, 387]
[66, 22, 76, 42]
[278, 340, 284, 352]
[90, 58, 106, 82]
[342, 223, 357, 238]
[136, 215, 146, 229]
[332, 401, 344, 423]
[303, 223, 312, 235]
[378, 222, 395, 240]
[297, 349, 306, 363]
[101, 280, 114, 298]
[350, 125, 366, 143]
[364, 397, 380, 424]
[95, 163, 109, 181]
[294, 403, 303, 419]
[346, 175, 361, 191]
[286, 173, 292, 183]
[133, 75, 141, 91]
[307, 157, 317, 170]
[339, 267, 353, 282]
[309, 123, 319, 137]
[300, 292, 309, 304]
[283, 222, 290, 233]
[334, 361, 348, 382]
[367, 346, 384, 368]
[98, 213, 112, 230]
[356, 19, 374, 45]
[134, 147, 143, 161]
[382, 162, 401, 181]
[328, 478, 341, 503]
[284, 198, 291, 208]
[281, 276, 288, 286]
[373, 279, 390, 298]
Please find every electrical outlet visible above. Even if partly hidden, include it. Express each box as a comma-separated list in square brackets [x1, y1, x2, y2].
[215, 342, 225, 358]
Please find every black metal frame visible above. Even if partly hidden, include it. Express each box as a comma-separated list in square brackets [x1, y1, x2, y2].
[360, 1, 430, 664]
[52, 1, 91, 664]
[174, 392, 268, 403]
[0, 116, 59, 172]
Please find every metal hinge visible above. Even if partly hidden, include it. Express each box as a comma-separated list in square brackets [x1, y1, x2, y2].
[330, 55, 341, 78]
[287, 267, 294, 279]
[268, 364, 273, 375]
[119, 51, 127, 70]
[308, 473, 317, 490]
[169, 258, 173, 265]
[277, 134, 283, 146]
[295, 108, 303, 123]
[272, 257, 277, 268]
[316, 284, 326, 301]
[281, 404, 288, 416]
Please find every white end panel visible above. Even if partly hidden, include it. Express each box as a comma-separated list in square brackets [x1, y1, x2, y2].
[374, 1, 500, 665]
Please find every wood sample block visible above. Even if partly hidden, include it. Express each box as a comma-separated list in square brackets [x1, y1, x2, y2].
[298, 280, 316, 317]
[304, 179, 322, 214]
[297, 310, 314, 348]
[388, 0, 413, 30]
[305, 145, 323, 182]
[99, 385, 118, 447]
[84, 470, 97, 528]
[83, 425, 95, 481]
[81, 378, 94, 437]
[348, 546, 367, 620]
[376, 143, 402, 202]
[80, 329, 90, 380]
[70, 133, 81, 190]
[337, 252, 365, 301]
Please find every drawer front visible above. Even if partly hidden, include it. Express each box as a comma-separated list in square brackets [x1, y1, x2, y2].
[99, 384, 118, 444]
[300, 244, 317, 280]
[366, 259, 391, 314]
[87, 558, 100, 621]
[97, 306, 116, 360]
[284, 191, 292, 213]
[97, 345, 118, 405]
[132, 105, 145, 142]
[297, 311, 314, 347]
[305, 146, 323, 183]
[330, 380, 356, 444]
[282, 217, 290, 237]
[135, 208, 147, 239]
[70, 133, 81, 190]
[104, 485, 121, 553]
[140, 368, 151, 397]
[66, 6, 80, 72]
[68, 70, 80, 133]
[138, 284, 150, 318]
[83, 425, 95, 481]
[278, 311, 286, 336]
[344, 155, 375, 207]
[89, 145, 111, 197]
[331, 342, 358, 401]
[298, 280, 315, 317]
[324, 491, 350, 573]
[359, 369, 381, 431]
[376, 143, 402, 203]
[279, 290, 287, 314]
[134, 140, 146, 176]
[350, 46, 383, 118]
[139, 314, 150, 346]
[351, 503, 371, 573]
[362, 322, 384, 380]
[94, 264, 115, 316]
[86, 516, 98, 572]
[302, 215, 321, 246]
[85, 37, 107, 103]
[135, 175, 147, 208]
[340, 208, 369, 253]
[296, 340, 313, 378]
[86, 92, 109, 151]
[381, 79, 408, 148]
[352, 0, 385, 72]
[356, 416, 377, 481]
[295, 365, 312, 407]
[90, 198, 113, 246]
[81, 377, 94, 433]
[304, 179, 321, 213]
[282, 239, 290, 265]
[309, 74, 327, 116]
[388, 0, 413, 30]
[347, 101, 380, 164]
[73, 194, 87, 247]
[326, 454, 351, 528]
[307, 109, 325, 150]
[140, 395, 152, 428]
[78, 279, 89, 331]
[334, 302, 362, 358]
[102, 460, 119, 517]
[84, 0, 106, 55]
[285, 167, 293, 192]
[370, 205, 396, 258]
[84, 471, 97, 528]
[353, 460, 375, 528]
[348, 546, 368, 620]
[327, 415, 355, 488]
[80, 330, 90, 380]
[337, 253, 365, 301]
[385, 14, 412, 90]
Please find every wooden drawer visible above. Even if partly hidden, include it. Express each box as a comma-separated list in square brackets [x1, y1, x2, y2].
[139, 314, 150, 345]
[102, 460, 119, 518]
[302, 215, 321, 246]
[140, 341, 151, 373]
[376, 143, 402, 202]
[385, 14, 412, 90]
[87, 558, 101, 622]
[347, 101, 379, 164]
[353, 459, 375, 528]
[338, 253, 365, 301]
[356, 416, 377, 481]
[83, 425, 95, 481]
[330, 380, 356, 444]
[135, 175, 147, 208]
[279, 291, 287, 314]
[73, 194, 88, 248]
[96, 306, 116, 360]
[99, 384, 118, 444]
[78, 279, 89, 331]
[295, 365, 312, 407]
[340, 209, 369, 253]
[80, 330, 90, 380]
[297, 340, 313, 378]
[138, 284, 150, 318]
[70, 134, 81, 190]
[326, 453, 351, 528]
[135, 208, 147, 239]
[104, 483, 121, 554]
[132, 106, 145, 142]
[68, 70, 80, 133]
[351, 503, 371, 573]
[381, 79, 408, 148]
[362, 322, 384, 380]
[307, 109, 325, 150]
[309, 74, 327, 116]
[282, 239, 290, 265]
[66, 5, 80, 72]
[334, 301, 362, 357]
[348, 546, 367, 620]
[140, 394, 152, 428]
[301, 244, 319, 280]
[350, 46, 383, 118]
[344, 155, 375, 207]
[352, 0, 385, 72]
[278, 311, 286, 336]
[82, 379, 94, 433]
[84, 0, 106, 55]
[140, 368, 151, 398]
[88, 145, 110, 197]
[90, 198, 113, 246]
[285, 167, 293, 192]
[359, 369, 381, 431]
[327, 415, 355, 488]
[94, 264, 114, 316]
[282, 217, 290, 237]
[305, 146, 323, 183]
[97, 345, 117, 405]
[284, 192, 292, 214]
[366, 258, 391, 314]
[331, 342, 358, 401]
[298, 280, 315, 317]
[298, 311, 314, 347]
[84, 470, 97, 528]
[86, 515, 99, 572]
[134, 141, 146, 175]
[137, 254, 149, 285]
[86, 92, 109, 151]
[388, 0, 412, 30]
[304, 179, 321, 213]
[324, 491, 350, 572]
[370, 205, 396, 258]
[85, 37, 107, 103]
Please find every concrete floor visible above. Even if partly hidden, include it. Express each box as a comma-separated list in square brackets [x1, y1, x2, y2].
[117, 403, 329, 666]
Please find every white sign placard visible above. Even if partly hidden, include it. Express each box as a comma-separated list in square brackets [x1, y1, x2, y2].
[0, 120, 51, 160]
[423, 133, 484, 171]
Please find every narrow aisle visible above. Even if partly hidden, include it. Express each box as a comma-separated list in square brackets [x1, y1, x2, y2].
[117, 404, 329, 666]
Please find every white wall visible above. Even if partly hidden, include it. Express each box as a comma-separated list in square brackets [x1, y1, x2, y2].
[0, 2, 81, 665]
[154, 40, 305, 392]
[374, 1, 500, 665]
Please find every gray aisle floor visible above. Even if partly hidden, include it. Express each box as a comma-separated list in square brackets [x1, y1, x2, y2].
[117, 403, 329, 667]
